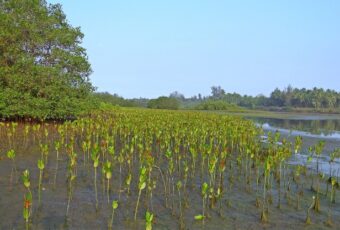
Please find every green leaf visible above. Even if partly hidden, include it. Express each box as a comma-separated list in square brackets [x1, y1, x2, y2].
[37, 159, 45, 170]
[139, 182, 146, 190]
[112, 200, 118, 209]
[194, 214, 205, 220]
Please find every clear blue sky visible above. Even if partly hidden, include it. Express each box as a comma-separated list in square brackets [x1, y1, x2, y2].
[48, 0, 340, 98]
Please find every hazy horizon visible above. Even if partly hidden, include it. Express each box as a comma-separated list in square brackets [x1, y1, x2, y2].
[49, 0, 340, 99]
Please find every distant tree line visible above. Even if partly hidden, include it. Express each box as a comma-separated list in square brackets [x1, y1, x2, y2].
[211, 85, 340, 110]
[147, 97, 180, 110]
[93, 92, 148, 108]
[97, 85, 340, 111]
[171, 85, 340, 111]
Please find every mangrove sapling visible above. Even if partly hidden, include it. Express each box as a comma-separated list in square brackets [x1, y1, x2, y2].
[208, 154, 218, 208]
[91, 145, 100, 211]
[189, 146, 197, 179]
[9, 123, 18, 148]
[22, 170, 32, 196]
[327, 149, 340, 197]
[313, 172, 324, 212]
[23, 192, 32, 230]
[24, 125, 30, 147]
[87, 139, 92, 162]
[40, 143, 49, 166]
[66, 152, 77, 218]
[108, 200, 118, 229]
[311, 141, 325, 212]
[195, 182, 208, 224]
[153, 165, 168, 207]
[216, 187, 223, 217]
[182, 161, 189, 208]
[176, 181, 184, 228]
[294, 165, 303, 210]
[125, 173, 132, 196]
[255, 158, 261, 208]
[7, 149, 17, 185]
[145, 211, 154, 230]
[147, 179, 157, 212]
[305, 196, 315, 225]
[104, 160, 112, 204]
[100, 138, 108, 163]
[54, 141, 61, 187]
[37, 159, 45, 207]
[261, 157, 271, 223]
[22, 169, 32, 226]
[325, 178, 336, 227]
[134, 166, 147, 221]
[293, 136, 303, 209]
[101, 165, 106, 201]
[118, 152, 124, 200]
[315, 141, 325, 176]
[108, 145, 115, 162]
[81, 141, 88, 167]
[165, 150, 175, 211]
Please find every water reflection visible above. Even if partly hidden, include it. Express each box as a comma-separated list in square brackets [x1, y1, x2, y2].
[248, 116, 340, 175]
[248, 117, 340, 136]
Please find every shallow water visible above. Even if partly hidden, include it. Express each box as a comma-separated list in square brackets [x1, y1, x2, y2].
[248, 116, 340, 137]
[247, 115, 340, 176]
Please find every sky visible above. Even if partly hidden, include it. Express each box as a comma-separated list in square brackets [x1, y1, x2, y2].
[48, 0, 340, 98]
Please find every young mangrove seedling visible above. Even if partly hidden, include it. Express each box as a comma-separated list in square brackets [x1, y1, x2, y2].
[305, 196, 315, 225]
[66, 151, 77, 218]
[182, 160, 189, 208]
[134, 166, 147, 221]
[165, 149, 175, 212]
[326, 148, 340, 197]
[118, 152, 125, 200]
[325, 178, 336, 227]
[176, 180, 184, 228]
[22, 170, 32, 195]
[23, 192, 32, 230]
[311, 141, 325, 212]
[125, 173, 132, 196]
[313, 172, 324, 212]
[196, 182, 208, 224]
[91, 144, 100, 211]
[216, 187, 223, 216]
[145, 211, 154, 230]
[22, 169, 32, 229]
[7, 149, 17, 185]
[294, 136, 302, 154]
[54, 141, 61, 186]
[261, 157, 271, 223]
[37, 159, 45, 207]
[40, 143, 49, 166]
[82, 141, 88, 167]
[294, 165, 303, 210]
[108, 200, 118, 229]
[104, 160, 112, 204]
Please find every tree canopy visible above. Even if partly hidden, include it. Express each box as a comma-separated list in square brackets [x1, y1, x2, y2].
[0, 0, 94, 119]
[147, 97, 180, 110]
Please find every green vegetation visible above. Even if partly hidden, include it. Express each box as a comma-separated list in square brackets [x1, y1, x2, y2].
[205, 85, 340, 111]
[22, 169, 32, 230]
[0, 108, 338, 228]
[147, 96, 180, 110]
[1, 1, 339, 229]
[193, 100, 244, 111]
[93, 92, 145, 108]
[93, 85, 340, 114]
[0, 0, 94, 120]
